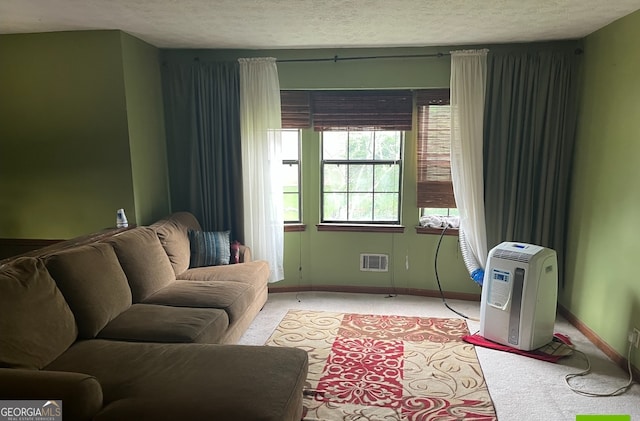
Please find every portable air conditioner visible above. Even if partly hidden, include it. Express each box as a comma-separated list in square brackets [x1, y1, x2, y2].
[479, 242, 558, 351]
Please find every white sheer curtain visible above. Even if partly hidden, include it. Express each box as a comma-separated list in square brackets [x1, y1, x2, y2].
[450, 49, 489, 284]
[239, 57, 284, 282]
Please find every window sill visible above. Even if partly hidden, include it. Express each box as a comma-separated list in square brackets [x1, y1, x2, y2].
[284, 224, 306, 232]
[415, 226, 459, 236]
[317, 224, 405, 233]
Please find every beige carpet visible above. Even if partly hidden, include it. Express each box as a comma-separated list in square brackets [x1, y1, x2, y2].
[240, 292, 640, 421]
[266, 309, 496, 420]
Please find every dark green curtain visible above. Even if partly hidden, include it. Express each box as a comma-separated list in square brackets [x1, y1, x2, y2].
[483, 49, 581, 286]
[161, 61, 244, 242]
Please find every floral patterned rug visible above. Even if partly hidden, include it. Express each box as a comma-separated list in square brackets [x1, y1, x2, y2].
[266, 310, 496, 421]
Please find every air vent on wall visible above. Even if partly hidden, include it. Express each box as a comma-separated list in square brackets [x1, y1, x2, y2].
[360, 254, 389, 272]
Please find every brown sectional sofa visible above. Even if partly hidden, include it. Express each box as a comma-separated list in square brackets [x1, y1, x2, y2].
[0, 212, 308, 421]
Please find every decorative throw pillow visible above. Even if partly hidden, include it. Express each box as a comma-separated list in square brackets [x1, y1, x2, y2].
[188, 229, 231, 267]
[230, 240, 241, 264]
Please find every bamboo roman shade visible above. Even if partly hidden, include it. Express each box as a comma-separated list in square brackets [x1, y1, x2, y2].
[280, 88, 455, 207]
[415, 89, 450, 107]
[416, 89, 456, 208]
[312, 90, 413, 131]
[280, 90, 311, 129]
[280, 90, 413, 131]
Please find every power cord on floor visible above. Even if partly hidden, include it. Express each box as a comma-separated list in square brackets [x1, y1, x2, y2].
[564, 337, 636, 396]
[386, 233, 398, 298]
[295, 231, 303, 303]
[434, 225, 479, 321]
[295, 262, 302, 303]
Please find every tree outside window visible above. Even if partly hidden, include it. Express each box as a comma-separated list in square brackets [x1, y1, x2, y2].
[281, 129, 301, 223]
[322, 130, 403, 224]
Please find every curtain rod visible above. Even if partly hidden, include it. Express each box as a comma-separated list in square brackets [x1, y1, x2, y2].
[277, 52, 449, 63]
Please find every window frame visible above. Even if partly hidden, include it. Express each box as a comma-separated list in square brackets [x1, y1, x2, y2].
[320, 130, 404, 225]
[279, 89, 414, 232]
[415, 89, 459, 234]
[416, 89, 456, 209]
[281, 128, 302, 224]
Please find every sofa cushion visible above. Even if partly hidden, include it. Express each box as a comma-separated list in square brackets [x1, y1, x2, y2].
[164, 211, 203, 232]
[179, 260, 270, 291]
[152, 219, 191, 276]
[151, 212, 203, 276]
[0, 257, 78, 369]
[0, 368, 103, 421]
[142, 281, 254, 324]
[46, 243, 132, 339]
[97, 304, 229, 344]
[46, 341, 308, 421]
[107, 227, 176, 302]
[188, 229, 231, 267]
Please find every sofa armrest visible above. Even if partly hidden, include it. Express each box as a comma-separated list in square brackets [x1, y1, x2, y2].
[239, 244, 251, 263]
[0, 368, 103, 421]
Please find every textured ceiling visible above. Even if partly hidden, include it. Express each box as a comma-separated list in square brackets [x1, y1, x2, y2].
[1, 0, 639, 49]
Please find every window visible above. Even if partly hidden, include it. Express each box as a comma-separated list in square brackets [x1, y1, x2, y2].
[280, 89, 411, 229]
[416, 89, 457, 217]
[281, 129, 301, 223]
[280, 91, 310, 226]
[421, 208, 459, 217]
[322, 130, 403, 224]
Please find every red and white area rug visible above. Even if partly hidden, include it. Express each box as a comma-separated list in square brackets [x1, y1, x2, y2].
[266, 310, 496, 421]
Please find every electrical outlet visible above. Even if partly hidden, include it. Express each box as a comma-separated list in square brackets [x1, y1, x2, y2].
[634, 328, 640, 349]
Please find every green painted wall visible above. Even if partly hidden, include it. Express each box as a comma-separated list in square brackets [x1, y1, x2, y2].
[562, 10, 640, 368]
[0, 30, 170, 239]
[164, 47, 451, 89]
[6, 24, 637, 361]
[120, 33, 171, 225]
[163, 47, 477, 295]
[0, 31, 134, 238]
[286, 125, 473, 294]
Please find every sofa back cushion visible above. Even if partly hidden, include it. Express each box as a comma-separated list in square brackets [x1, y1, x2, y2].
[0, 257, 78, 369]
[46, 243, 132, 339]
[152, 212, 202, 276]
[107, 227, 176, 302]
